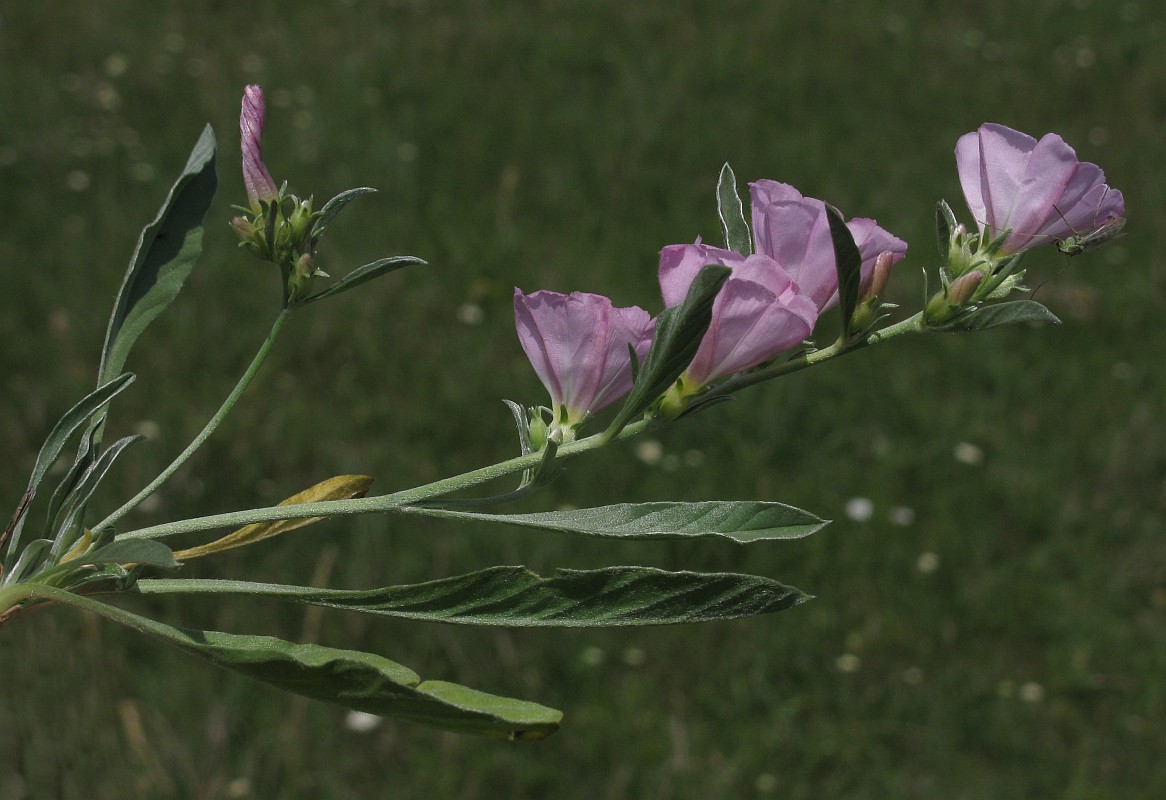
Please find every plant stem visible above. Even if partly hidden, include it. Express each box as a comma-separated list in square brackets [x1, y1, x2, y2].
[91, 309, 291, 536]
[114, 312, 929, 544]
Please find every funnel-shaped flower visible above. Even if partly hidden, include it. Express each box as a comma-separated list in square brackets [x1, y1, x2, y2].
[240, 84, 279, 212]
[514, 289, 654, 427]
[956, 123, 1124, 255]
[750, 180, 908, 313]
[659, 243, 818, 388]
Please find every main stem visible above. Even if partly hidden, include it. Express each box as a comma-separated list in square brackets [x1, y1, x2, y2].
[92, 308, 291, 536]
[115, 311, 927, 544]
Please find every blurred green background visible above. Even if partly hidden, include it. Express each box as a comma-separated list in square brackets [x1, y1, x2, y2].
[1, 1, 1163, 797]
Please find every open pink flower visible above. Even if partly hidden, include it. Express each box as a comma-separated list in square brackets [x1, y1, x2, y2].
[514, 289, 654, 426]
[956, 123, 1124, 255]
[658, 243, 818, 388]
[750, 180, 908, 312]
[240, 84, 279, 212]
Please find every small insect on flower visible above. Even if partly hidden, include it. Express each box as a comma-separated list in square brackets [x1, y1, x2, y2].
[1054, 213, 1127, 256]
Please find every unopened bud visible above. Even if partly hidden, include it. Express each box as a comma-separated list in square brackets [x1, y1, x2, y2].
[862, 251, 894, 301]
[946, 269, 985, 306]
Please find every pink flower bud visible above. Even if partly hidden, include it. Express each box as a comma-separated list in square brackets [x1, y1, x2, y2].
[862, 251, 895, 300]
[240, 84, 279, 212]
[946, 270, 985, 306]
[956, 123, 1124, 255]
[514, 289, 654, 426]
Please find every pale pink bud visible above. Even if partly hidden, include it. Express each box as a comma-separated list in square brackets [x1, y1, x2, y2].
[240, 84, 278, 212]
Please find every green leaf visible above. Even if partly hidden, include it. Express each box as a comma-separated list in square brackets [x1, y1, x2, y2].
[300, 256, 425, 304]
[826, 204, 861, 334]
[604, 265, 730, 438]
[75, 538, 179, 570]
[717, 163, 753, 256]
[932, 300, 1061, 333]
[97, 125, 217, 388]
[403, 500, 828, 543]
[310, 187, 377, 248]
[936, 199, 958, 259]
[4, 374, 135, 560]
[50, 433, 144, 558]
[46, 589, 560, 739]
[137, 565, 812, 627]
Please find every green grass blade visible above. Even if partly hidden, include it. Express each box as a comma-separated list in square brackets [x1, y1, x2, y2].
[137, 565, 811, 627]
[403, 500, 828, 543]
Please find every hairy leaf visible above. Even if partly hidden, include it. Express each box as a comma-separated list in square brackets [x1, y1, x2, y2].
[98, 126, 217, 388]
[936, 198, 958, 260]
[43, 588, 561, 739]
[605, 265, 730, 438]
[717, 162, 753, 255]
[310, 187, 377, 248]
[138, 565, 811, 627]
[826, 205, 862, 334]
[172, 475, 373, 560]
[300, 256, 425, 304]
[403, 501, 827, 543]
[933, 300, 1061, 333]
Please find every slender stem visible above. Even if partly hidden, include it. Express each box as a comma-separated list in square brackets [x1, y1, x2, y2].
[92, 309, 291, 536]
[114, 314, 929, 544]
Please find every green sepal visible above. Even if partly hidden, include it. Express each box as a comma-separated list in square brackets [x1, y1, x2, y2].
[138, 564, 812, 627]
[604, 265, 730, 439]
[825, 205, 862, 335]
[930, 300, 1061, 333]
[717, 163, 753, 256]
[403, 500, 828, 544]
[43, 588, 561, 739]
[299, 256, 425, 304]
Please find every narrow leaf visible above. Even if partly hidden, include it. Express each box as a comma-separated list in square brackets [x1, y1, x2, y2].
[5, 374, 135, 560]
[172, 475, 373, 560]
[300, 256, 425, 304]
[936, 199, 958, 259]
[403, 500, 827, 543]
[51, 434, 145, 559]
[98, 125, 217, 388]
[933, 300, 1061, 333]
[310, 187, 377, 247]
[50, 590, 561, 739]
[138, 565, 812, 627]
[78, 538, 179, 570]
[826, 205, 862, 334]
[717, 163, 753, 255]
[605, 265, 730, 438]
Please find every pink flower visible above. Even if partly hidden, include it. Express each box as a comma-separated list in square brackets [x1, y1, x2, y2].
[750, 180, 908, 312]
[240, 85, 279, 212]
[956, 123, 1124, 255]
[658, 243, 818, 388]
[514, 289, 654, 426]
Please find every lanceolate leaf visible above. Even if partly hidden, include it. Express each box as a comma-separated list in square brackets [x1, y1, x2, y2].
[41, 587, 560, 739]
[98, 125, 217, 389]
[402, 501, 828, 543]
[137, 565, 811, 627]
[51, 433, 145, 558]
[77, 538, 179, 570]
[932, 300, 1061, 333]
[310, 186, 377, 248]
[717, 162, 753, 256]
[300, 256, 425, 304]
[604, 265, 730, 438]
[936, 198, 958, 259]
[826, 204, 862, 334]
[4, 374, 135, 560]
[172, 475, 373, 560]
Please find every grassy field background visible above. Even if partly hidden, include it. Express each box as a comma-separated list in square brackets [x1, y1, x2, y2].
[2, 1, 1164, 797]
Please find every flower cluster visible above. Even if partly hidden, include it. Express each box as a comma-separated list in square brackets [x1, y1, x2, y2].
[514, 122, 1124, 438]
[231, 84, 320, 303]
